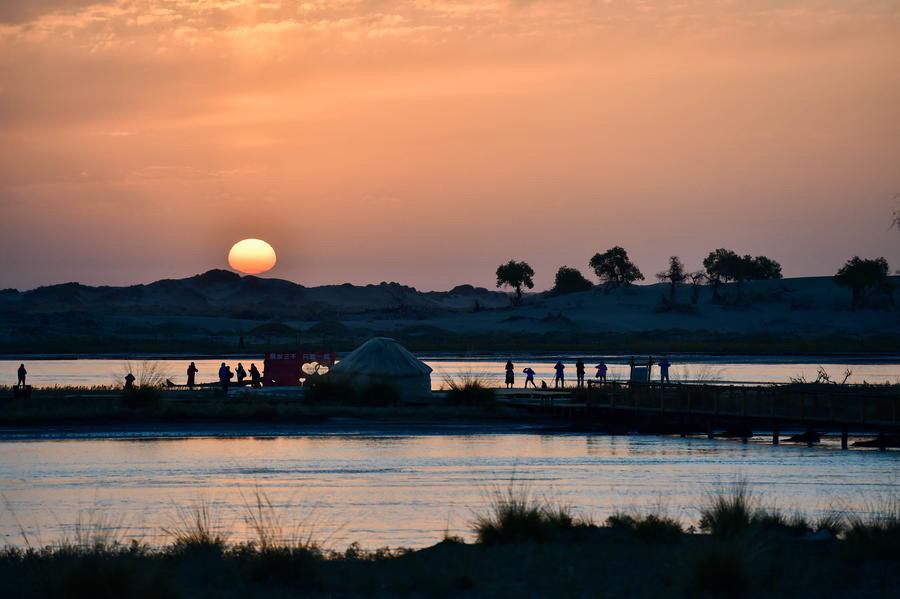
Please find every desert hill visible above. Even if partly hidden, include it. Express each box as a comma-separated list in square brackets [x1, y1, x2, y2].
[1, 271, 897, 354]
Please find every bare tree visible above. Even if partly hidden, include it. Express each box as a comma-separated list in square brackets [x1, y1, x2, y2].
[687, 271, 707, 305]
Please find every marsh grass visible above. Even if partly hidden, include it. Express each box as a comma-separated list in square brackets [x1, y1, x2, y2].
[699, 479, 758, 538]
[842, 494, 900, 560]
[162, 500, 227, 553]
[472, 483, 591, 544]
[117, 360, 169, 408]
[443, 372, 495, 406]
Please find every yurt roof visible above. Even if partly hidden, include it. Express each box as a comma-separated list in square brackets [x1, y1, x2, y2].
[331, 337, 433, 377]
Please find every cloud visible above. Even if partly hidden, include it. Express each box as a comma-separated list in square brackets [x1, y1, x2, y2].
[0, 0, 115, 24]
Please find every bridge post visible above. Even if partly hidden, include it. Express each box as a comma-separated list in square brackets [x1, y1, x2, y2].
[841, 427, 848, 450]
[772, 424, 779, 446]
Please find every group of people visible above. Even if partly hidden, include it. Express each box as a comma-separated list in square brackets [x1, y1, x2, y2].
[503, 356, 673, 389]
[212, 361, 261, 392]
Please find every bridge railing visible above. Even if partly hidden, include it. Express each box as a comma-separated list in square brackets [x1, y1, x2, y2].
[582, 383, 899, 427]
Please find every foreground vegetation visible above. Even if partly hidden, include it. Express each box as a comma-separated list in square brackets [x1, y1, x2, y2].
[2, 483, 899, 597]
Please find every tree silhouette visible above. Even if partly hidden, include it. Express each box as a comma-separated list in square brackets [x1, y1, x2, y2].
[834, 256, 890, 309]
[656, 256, 687, 301]
[495, 260, 535, 306]
[550, 266, 593, 295]
[703, 249, 782, 302]
[589, 246, 644, 291]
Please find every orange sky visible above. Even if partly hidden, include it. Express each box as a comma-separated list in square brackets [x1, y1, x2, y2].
[1, 1, 899, 290]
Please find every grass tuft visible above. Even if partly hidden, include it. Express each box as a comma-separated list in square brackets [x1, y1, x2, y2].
[472, 483, 590, 544]
[443, 372, 495, 406]
[699, 479, 757, 538]
[162, 500, 227, 554]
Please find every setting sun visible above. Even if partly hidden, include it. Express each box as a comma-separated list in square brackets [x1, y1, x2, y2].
[228, 239, 277, 275]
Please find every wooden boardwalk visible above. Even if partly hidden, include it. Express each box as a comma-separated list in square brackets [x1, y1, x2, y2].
[499, 381, 900, 449]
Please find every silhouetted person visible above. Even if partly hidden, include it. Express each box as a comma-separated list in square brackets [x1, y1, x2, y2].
[249, 363, 261, 388]
[236, 363, 246, 385]
[187, 362, 198, 389]
[575, 359, 585, 387]
[541, 380, 548, 389]
[124, 372, 135, 391]
[505, 360, 515, 388]
[628, 356, 636, 379]
[219, 362, 232, 394]
[523, 367, 537, 388]
[554, 361, 565, 388]
[595, 360, 608, 382]
[17, 364, 26, 387]
[659, 356, 671, 383]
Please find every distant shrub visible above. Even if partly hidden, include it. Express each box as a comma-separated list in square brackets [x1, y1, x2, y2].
[548, 266, 593, 295]
[833, 256, 891, 309]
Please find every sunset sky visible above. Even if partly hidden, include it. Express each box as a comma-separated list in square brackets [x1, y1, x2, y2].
[1, 0, 898, 291]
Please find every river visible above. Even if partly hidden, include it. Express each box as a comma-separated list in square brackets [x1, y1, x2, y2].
[1, 426, 898, 549]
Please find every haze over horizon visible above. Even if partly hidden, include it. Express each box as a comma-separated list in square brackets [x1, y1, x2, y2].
[2, 1, 899, 292]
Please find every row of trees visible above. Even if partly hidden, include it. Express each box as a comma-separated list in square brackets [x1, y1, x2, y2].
[496, 249, 893, 309]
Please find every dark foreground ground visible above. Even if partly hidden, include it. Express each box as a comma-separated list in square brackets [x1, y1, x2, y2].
[2, 524, 898, 598]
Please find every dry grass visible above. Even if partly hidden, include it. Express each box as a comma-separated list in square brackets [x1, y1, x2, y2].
[442, 371, 495, 405]
[472, 482, 591, 544]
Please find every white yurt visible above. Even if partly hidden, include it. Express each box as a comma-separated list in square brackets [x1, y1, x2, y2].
[330, 337, 433, 398]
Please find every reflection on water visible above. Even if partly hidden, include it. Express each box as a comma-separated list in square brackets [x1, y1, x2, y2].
[1, 431, 898, 548]
[2, 355, 899, 389]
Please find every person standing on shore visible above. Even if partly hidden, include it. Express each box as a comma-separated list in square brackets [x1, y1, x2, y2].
[505, 360, 515, 388]
[249, 363, 261, 388]
[554, 361, 565, 388]
[575, 359, 585, 387]
[236, 363, 247, 385]
[219, 362, 232, 394]
[16, 364, 27, 387]
[596, 360, 608, 382]
[186, 362, 198, 389]
[659, 356, 671, 383]
[523, 367, 537, 388]
[124, 372, 135, 391]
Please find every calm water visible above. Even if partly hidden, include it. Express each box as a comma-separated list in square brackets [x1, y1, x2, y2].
[3, 355, 899, 389]
[1, 428, 899, 549]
